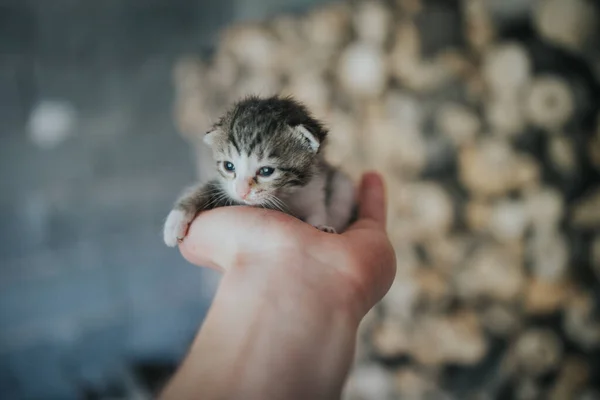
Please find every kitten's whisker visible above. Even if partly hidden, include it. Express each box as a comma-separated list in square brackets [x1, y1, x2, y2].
[266, 198, 284, 213]
[264, 198, 277, 212]
[205, 193, 222, 209]
[207, 192, 229, 209]
[198, 189, 224, 208]
[260, 197, 273, 210]
[265, 196, 286, 214]
[269, 195, 289, 214]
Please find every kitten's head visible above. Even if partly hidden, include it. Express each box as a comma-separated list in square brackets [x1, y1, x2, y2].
[203, 95, 327, 206]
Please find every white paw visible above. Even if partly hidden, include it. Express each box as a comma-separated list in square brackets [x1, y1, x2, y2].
[163, 209, 195, 247]
[315, 225, 337, 234]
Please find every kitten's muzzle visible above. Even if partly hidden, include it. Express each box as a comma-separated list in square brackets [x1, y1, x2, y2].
[235, 180, 252, 200]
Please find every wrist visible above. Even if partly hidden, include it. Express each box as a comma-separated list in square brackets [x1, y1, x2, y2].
[163, 252, 360, 400]
[203, 258, 359, 399]
[226, 244, 364, 327]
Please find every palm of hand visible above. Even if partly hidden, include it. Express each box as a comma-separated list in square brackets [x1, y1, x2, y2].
[178, 173, 396, 319]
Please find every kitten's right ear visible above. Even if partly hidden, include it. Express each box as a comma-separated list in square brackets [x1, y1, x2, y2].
[294, 125, 320, 153]
[203, 129, 219, 147]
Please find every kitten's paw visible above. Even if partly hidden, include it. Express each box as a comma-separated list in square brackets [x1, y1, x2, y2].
[163, 209, 195, 247]
[315, 225, 337, 234]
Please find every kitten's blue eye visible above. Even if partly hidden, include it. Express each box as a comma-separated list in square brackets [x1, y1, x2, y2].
[224, 162, 235, 172]
[258, 167, 275, 177]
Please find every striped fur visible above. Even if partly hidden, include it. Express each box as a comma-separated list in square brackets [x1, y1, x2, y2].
[205, 95, 327, 193]
[163, 95, 356, 246]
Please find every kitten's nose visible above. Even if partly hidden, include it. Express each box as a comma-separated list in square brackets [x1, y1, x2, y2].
[236, 181, 252, 199]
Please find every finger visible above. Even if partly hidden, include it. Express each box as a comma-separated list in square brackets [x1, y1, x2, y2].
[348, 172, 386, 231]
[178, 208, 244, 271]
[178, 206, 303, 271]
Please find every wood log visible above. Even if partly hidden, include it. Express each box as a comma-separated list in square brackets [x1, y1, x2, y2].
[422, 235, 473, 275]
[548, 357, 590, 400]
[395, 0, 422, 16]
[414, 268, 452, 310]
[528, 229, 569, 282]
[486, 94, 527, 137]
[461, 0, 495, 52]
[387, 183, 454, 242]
[534, 0, 599, 52]
[409, 311, 487, 366]
[589, 117, 600, 171]
[371, 319, 410, 359]
[302, 3, 350, 50]
[207, 51, 239, 90]
[571, 188, 600, 229]
[526, 76, 575, 132]
[512, 329, 563, 377]
[353, 1, 391, 46]
[524, 187, 564, 232]
[459, 138, 540, 198]
[382, 271, 420, 321]
[389, 22, 465, 92]
[436, 103, 481, 147]
[343, 364, 396, 400]
[220, 24, 279, 73]
[385, 90, 424, 129]
[524, 278, 573, 316]
[482, 42, 531, 96]
[230, 72, 280, 99]
[489, 199, 529, 242]
[173, 92, 211, 138]
[592, 236, 600, 282]
[480, 304, 522, 337]
[466, 200, 492, 232]
[281, 70, 330, 117]
[455, 243, 525, 302]
[322, 109, 359, 168]
[395, 368, 442, 399]
[548, 135, 578, 175]
[563, 291, 600, 349]
[366, 118, 426, 177]
[338, 42, 388, 98]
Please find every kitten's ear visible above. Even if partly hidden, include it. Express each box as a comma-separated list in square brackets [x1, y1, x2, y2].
[294, 125, 320, 153]
[203, 129, 219, 147]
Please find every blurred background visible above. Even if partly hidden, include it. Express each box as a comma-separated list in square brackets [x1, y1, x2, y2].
[0, 0, 327, 398]
[1, 0, 600, 399]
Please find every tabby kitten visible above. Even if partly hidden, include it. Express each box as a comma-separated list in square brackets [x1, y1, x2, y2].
[163, 95, 356, 247]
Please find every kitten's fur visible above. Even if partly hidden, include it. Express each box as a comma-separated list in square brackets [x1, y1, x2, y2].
[163, 95, 356, 247]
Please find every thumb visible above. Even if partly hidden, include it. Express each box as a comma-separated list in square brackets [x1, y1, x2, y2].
[357, 172, 387, 229]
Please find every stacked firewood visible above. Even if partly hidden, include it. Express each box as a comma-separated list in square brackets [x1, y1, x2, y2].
[172, 0, 600, 398]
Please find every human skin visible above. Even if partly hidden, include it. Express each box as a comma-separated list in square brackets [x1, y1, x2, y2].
[159, 172, 396, 400]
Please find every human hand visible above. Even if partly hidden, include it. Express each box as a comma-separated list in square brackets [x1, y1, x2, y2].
[178, 172, 396, 321]
[162, 172, 395, 399]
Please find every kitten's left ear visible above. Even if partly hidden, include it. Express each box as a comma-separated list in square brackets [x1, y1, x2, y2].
[203, 129, 219, 147]
[293, 125, 320, 153]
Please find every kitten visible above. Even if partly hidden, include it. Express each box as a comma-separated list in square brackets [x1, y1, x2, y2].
[163, 95, 356, 247]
